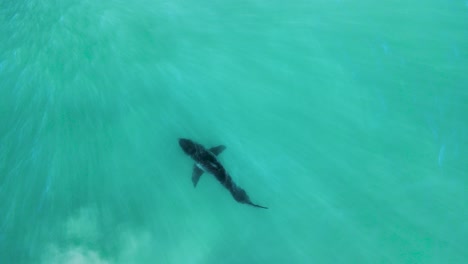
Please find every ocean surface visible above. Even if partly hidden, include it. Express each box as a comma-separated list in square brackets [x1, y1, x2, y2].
[1, 0, 467, 263]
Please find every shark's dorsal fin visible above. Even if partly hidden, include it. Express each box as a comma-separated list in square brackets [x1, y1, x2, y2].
[192, 165, 204, 187]
[209, 145, 226, 156]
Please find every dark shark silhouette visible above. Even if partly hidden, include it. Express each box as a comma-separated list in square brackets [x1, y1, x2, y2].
[178, 138, 267, 209]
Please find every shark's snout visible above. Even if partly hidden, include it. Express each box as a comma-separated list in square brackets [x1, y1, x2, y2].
[178, 138, 189, 148]
[179, 138, 196, 155]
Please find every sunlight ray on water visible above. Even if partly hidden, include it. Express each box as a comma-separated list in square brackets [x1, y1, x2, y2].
[0, 0, 467, 263]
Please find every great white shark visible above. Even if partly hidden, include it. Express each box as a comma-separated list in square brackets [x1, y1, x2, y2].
[178, 138, 268, 209]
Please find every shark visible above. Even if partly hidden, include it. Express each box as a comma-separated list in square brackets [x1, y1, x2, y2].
[178, 138, 267, 209]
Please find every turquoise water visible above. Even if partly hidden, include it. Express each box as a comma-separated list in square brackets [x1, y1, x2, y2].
[1, 0, 467, 263]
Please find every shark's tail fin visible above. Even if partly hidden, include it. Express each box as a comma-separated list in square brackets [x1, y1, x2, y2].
[248, 202, 268, 209]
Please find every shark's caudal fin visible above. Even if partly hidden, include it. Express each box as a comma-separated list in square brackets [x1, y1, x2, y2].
[209, 145, 226, 156]
[192, 165, 203, 187]
[248, 202, 268, 209]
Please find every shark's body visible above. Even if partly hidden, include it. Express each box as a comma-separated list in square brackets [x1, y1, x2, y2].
[178, 138, 267, 209]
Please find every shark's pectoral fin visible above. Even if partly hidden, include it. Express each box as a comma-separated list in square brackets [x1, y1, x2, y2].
[209, 145, 226, 156]
[192, 165, 204, 187]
